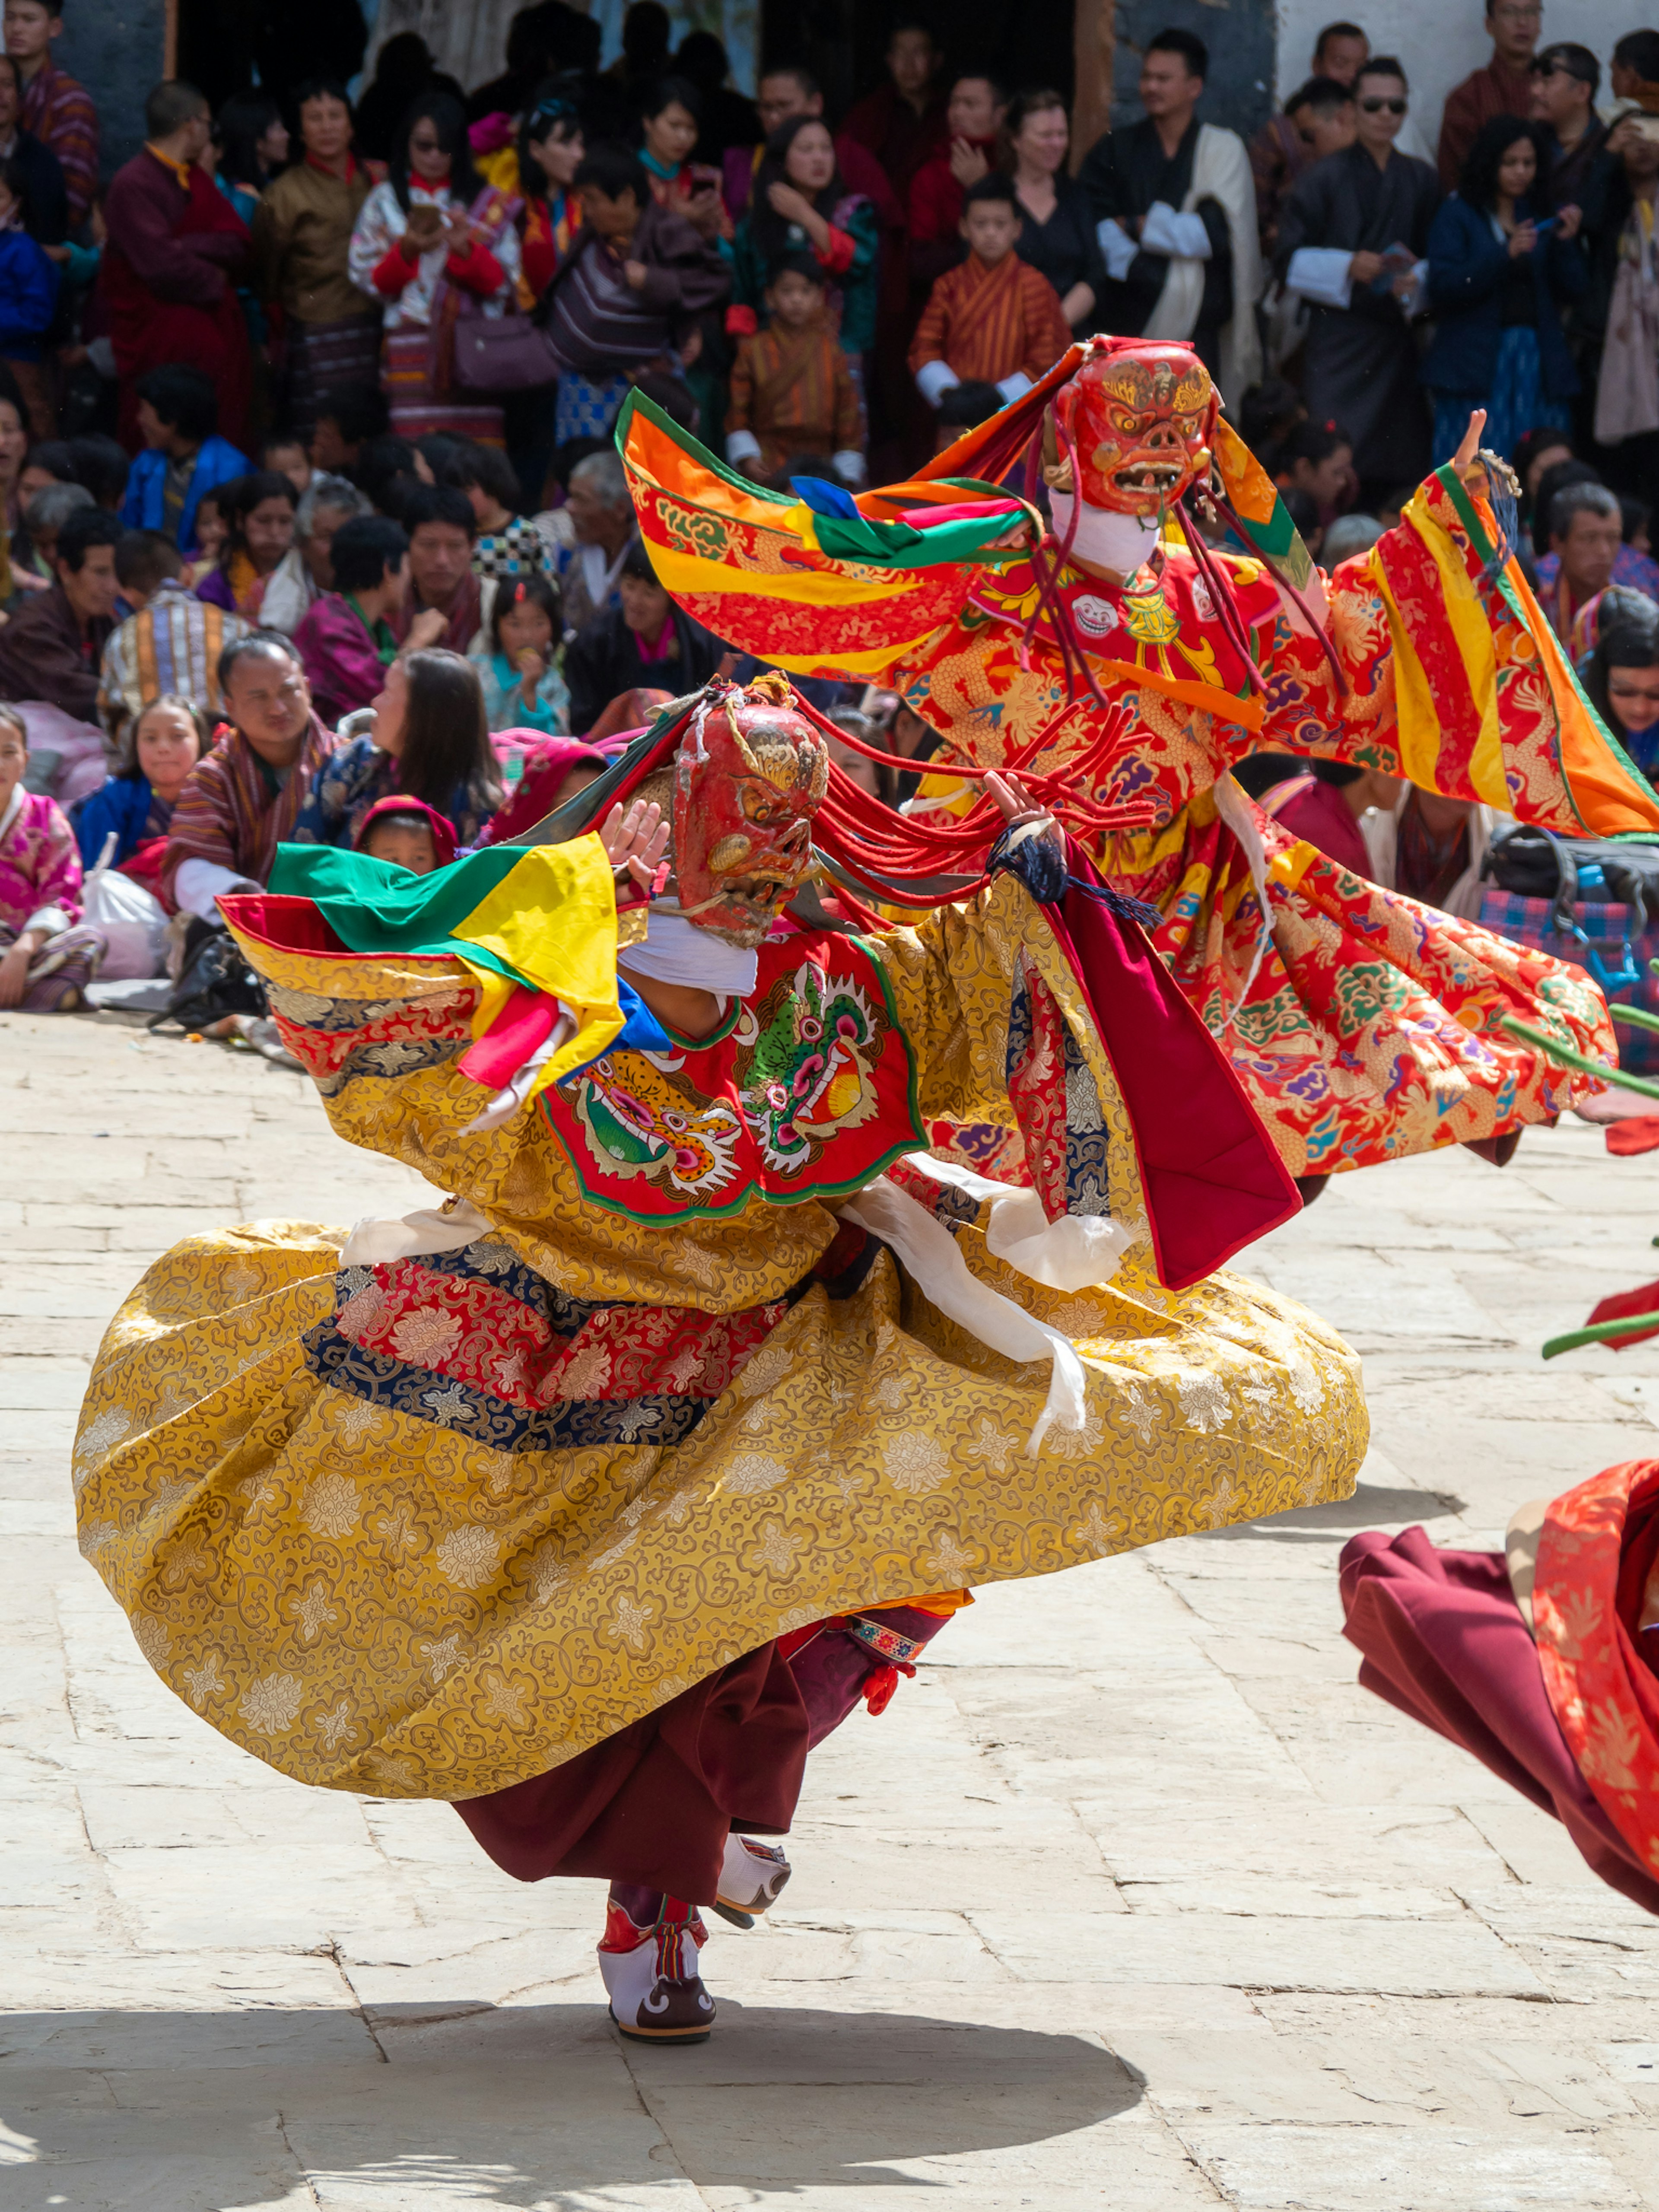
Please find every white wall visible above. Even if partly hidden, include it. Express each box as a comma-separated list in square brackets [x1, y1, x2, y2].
[1274, 0, 1656, 159]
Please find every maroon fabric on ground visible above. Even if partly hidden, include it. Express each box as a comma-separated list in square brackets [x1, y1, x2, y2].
[453, 1643, 809, 1901]
[1338, 1526, 1659, 1916]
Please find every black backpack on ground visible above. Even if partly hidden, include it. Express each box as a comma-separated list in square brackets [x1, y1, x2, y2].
[149, 918, 267, 1033]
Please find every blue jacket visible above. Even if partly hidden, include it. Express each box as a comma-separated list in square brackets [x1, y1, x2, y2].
[119, 435, 250, 554]
[74, 773, 156, 869]
[0, 227, 57, 360]
[1421, 193, 1588, 401]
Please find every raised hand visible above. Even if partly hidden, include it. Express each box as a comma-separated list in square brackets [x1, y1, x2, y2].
[601, 797, 671, 890]
[987, 769, 1059, 844]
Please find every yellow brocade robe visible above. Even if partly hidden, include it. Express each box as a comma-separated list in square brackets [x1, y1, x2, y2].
[75, 874, 1367, 1801]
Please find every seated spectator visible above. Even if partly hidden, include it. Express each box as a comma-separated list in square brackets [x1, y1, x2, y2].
[309, 381, 391, 478]
[1281, 484, 1324, 560]
[195, 469, 299, 620]
[1422, 117, 1586, 466]
[442, 439, 551, 580]
[1258, 756, 1400, 877]
[292, 645, 502, 848]
[1512, 421, 1574, 546]
[354, 793, 455, 875]
[1360, 782, 1494, 917]
[1004, 89, 1102, 333]
[931, 377, 1003, 454]
[0, 505, 120, 715]
[99, 528, 250, 747]
[730, 117, 878, 369]
[1239, 374, 1308, 460]
[292, 512, 416, 728]
[18, 478, 90, 584]
[726, 253, 863, 484]
[259, 470, 369, 634]
[262, 432, 311, 497]
[184, 487, 227, 587]
[484, 732, 610, 841]
[101, 79, 251, 451]
[356, 431, 428, 518]
[541, 143, 730, 449]
[120, 363, 250, 554]
[161, 631, 336, 920]
[68, 434, 133, 512]
[1321, 511, 1385, 563]
[1581, 587, 1659, 781]
[1624, 497, 1653, 559]
[0, 155, 57, 434]
[1271, 420, 1355, 524]
[907, 71, 1007, 291]
[909, 175, 1072, 413]
[472, 572, 569, 733]
[0, 704, 101, 1010]
[75, 693, 210, 887]
[563, 538, 725, 734]
[391, 481, 483, 652]
[548, 448, 637, 632]
[1538, 482, 1653, 641]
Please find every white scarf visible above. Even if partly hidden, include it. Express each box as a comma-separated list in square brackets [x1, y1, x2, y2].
[1046, 494, 1162, 578]
[617, 902, 760, 997]
[1141, 123, 1263, 411]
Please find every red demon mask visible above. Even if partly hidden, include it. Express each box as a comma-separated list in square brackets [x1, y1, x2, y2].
[673, 679, 829, 946]
[1050, 338, 1219, 516]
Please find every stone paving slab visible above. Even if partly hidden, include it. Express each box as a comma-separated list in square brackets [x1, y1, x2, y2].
[6, 1011, 1659, 2209]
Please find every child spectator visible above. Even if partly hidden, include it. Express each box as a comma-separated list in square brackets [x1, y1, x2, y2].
[263, 432, 312, 498]
[483, 733, 610, 840]
[100, 528, 250, 748]
[0, 705, 102, 1010]
[909, 175, 1071, 412]
[354, 793, 456, 875]
[119, 364, 249, 554]
[292, 645, 501, 848]
[75, 693, 210, 888]
[184, 488, 228, 587]
[473, 572, 569, 732]
[292, 512, 412, 729]
[0, 154, 57, 435]
[725, 253, 863, 484]
[442, 439, 552, 579]
[196, 470, 299, 620]
[563, 538, 725, 734]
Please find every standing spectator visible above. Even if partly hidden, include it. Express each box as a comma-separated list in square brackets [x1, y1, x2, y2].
[516, 82, 585, 296]
[391, 480, 482, 652]
[1252, 77, 1358, 262]
[910, 175, 1072, 413]
[540, 145, 728, 449]
[101, 82, 251, 453]
[1590, 114, 1659, 504]
[0, 706, 99, 1011]
[1423, 117, 1586, 466]
[0, 504, 118, 715]
[637, 77, 725, 240]
[472, 572, 570, 734]
[730, 118, 878, 369]
[726, 254, 863, 484]
[548, 448, 635, 633]
[3, 0, 95, 228]
[1581, 588, 1659, 780]
[841, 21, 947, 207]
[563, 537, 724, 734]
[907, 73, 1009, 291]
[442, 439, 551, 581]
[1537, 481, 1627, 640]
[161, 630, 336, 920]
[75, 692, 210, 875]
[292, 512, 419, 729]
[0, 52, 63, 248]
[676, 32, 759, 170]
[250, 79, 380, 434]
[213, 92, 287, 228]
[292, 645, 502, 848]
[1250, 25, 1368, 251]
[0, 153, 56, 435]
[347, 92, 522, 448]
[1081, 29, 1262, 406]
[1004, 90, 1103, 333]
[195, 469, 299, 621]
[1528, 43, 1607, 208]
[352, 34, 460, 168]
[1438, 0, 1541, 192]
[1608, 31, 1659, 126]
[260, 470, 369, 634]
[722, 65, 899, 233]
[99, 528, 249, 747]
[1277, 58, 1441, 506]
[119, 363, 248, 554]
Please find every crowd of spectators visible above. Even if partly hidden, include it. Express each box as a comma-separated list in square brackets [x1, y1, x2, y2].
[7, 0, 1659, 1022]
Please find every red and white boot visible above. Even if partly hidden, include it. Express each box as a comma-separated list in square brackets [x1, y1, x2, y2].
[712, 1835, 792, 1930]
[598, 1891, 716, 2044]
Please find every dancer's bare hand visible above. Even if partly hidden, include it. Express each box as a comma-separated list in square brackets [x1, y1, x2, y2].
[601, 797, 671, 889]
[1452, 408, 1489, 495]
[987, 770, 1059, 846]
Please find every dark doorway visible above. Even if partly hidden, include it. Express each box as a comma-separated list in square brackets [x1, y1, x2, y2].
[761, 0, 1076, 120]
[176, 0, 369, 116]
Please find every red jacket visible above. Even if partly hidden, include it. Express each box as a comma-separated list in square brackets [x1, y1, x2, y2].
[907, 138, 998, 288]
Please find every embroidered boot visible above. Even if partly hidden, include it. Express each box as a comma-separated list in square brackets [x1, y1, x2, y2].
[712, 1834, 792, 1929]
[598, 1885, 715, 2044]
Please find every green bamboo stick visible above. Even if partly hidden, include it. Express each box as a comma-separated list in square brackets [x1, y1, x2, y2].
[1610, 1003, 1659, 1036]
[1543, 1310, 1659, 1359]
[1497, 1015, 1659, 1100]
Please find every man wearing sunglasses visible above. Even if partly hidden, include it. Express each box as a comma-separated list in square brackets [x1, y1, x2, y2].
[1438, 0, 1543, 189]
[1529, 42, 1608, 207]
[1277, 57, 1441, 505]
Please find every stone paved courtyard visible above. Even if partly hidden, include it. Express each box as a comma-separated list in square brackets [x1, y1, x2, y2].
[6, 1009, 1659, 2210]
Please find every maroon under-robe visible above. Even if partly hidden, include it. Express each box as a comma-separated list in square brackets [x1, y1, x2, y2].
[101, 148, 251, 450]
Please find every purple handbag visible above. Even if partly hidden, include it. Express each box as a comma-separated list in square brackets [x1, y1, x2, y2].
[452, 314, 561, 392]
